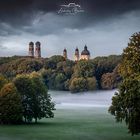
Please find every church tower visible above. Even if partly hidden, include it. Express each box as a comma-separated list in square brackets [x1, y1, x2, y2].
[28, 42, 34, 57]
[63, 48, 67, 60]
[74, 47, 79, 61]
[35, 41, 41, 58]
[80, 45, 90, 60]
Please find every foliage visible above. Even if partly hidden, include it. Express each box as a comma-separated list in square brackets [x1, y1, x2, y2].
[101, 66, 121, 89]
[109, 32, 140, 135]
[69, 77, 87, 93]
[69, 77, 97, 93]
[87, 77, 97, 90]
[14, 75, 35, 123]
[0, 56, 21, 65]
[57, 60, 74, 79]
[109, 78, 140, 135]
[0, 83, 23, 124]
[73, 60, 95, 78]
[14, 73, 54, 123]
[0, 74, 8, 90]
[119, 33, 140, 78]
[0, 54, 121, 93]
[44, 55, 65, 69]
[0, 57, 43, 78]
[30, 72, 54, 122]
[55, 73, 67, 90]
[92, 55, 122, 88]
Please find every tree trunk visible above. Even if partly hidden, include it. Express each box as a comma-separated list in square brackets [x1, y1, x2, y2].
[35, 118, 37, 123]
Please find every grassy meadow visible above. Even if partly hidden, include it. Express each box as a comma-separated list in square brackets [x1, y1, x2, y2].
[0, 107, 140, 140]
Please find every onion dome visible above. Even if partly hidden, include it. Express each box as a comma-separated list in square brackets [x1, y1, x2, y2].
[81, 45, 90, 55]
[29, 42, 34, 46]
[75, 47, 79, 52]
[63, 48, 67, 52]
[35, 41, 41, 46]
[75, 47, 79, 55]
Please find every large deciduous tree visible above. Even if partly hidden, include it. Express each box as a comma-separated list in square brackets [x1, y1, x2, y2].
[29, 72, 54, 123]
[14, 75, 35, 123]
[109, 32, 140, 135]
[14, 73, 54, 123]
[0, 83, 23, 124]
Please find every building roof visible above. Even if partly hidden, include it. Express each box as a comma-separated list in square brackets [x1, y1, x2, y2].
[81, 45, 90, 55]
[75, 47, 79, 52]
[35, 41, 41, 46]
[29, 42, 34, 45]
[63, 48, 67, 52]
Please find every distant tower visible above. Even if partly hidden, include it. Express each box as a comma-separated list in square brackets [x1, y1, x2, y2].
[63, 48, 67, 60]
[80, 45, 90, 60]
[74, 47, 79, 61]
[35, 41, 41, 58]
[28, 42, 34, 57]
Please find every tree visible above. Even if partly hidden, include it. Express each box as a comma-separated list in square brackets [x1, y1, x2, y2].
[14, 73, 55, 123]
[101, 66, 121, 89]
[87, 77, 97, 90]
[69, 77, 87, 93]
[73, 60, 95, 78]
[119, 33, 140, 77]
[92, 55, 122, 88]
[14, 75, 35, 123]
[109, 32, 140, 135]
[17, 58, 43, 74]
[0, 83, 23, 124]
[30, 72, 54, 123]
[44, 55, 65, 69]
[57, 60, 74, 79]
[41, 69, 57, 89]
[54, 73, 67, 90]
[0, 57, 43, 78]
[0, 74, 8, 90]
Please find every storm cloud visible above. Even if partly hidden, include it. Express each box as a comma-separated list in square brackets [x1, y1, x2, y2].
[0, 0, 140, 58]
[0, 0, 140, 29]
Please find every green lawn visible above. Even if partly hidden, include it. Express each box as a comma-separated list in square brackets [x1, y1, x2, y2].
[0, 107, 140, 140]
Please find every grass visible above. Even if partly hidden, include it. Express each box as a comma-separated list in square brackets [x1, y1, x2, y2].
[0, 107, 140, 140]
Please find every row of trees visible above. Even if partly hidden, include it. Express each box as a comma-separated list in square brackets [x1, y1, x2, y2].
[42, 55, 121, 92]
[0, 72, 54, 124]
[0, 55, 122, 93]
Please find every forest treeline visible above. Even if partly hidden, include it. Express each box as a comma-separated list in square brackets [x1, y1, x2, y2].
[0, 55, 122, 93]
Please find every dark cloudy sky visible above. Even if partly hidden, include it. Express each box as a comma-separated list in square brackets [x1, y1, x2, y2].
[0, 0, 140, 59]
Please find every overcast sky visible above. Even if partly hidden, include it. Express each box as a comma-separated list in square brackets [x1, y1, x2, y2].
[0, 0, 140, 59]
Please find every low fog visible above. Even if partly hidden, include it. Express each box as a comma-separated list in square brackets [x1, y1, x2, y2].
[49, 90, 116, 109]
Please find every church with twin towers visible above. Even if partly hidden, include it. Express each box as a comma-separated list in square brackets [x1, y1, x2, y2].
[28, 41, 90, 61]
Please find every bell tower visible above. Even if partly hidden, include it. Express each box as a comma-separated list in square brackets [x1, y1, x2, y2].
[35, 41, 41, 58]
[63, 48, 67, 60]
[28, 42, 34, 57]
[74, 47, 79, 61]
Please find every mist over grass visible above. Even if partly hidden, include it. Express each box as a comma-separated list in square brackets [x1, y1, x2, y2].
[50, 90, 116, 108]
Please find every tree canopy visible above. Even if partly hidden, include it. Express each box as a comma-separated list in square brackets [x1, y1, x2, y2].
[0, 55, 121, 93]
[109, 32, 140, 135]
[14, 73, 54, 123]
[0, 83, 23, 124]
